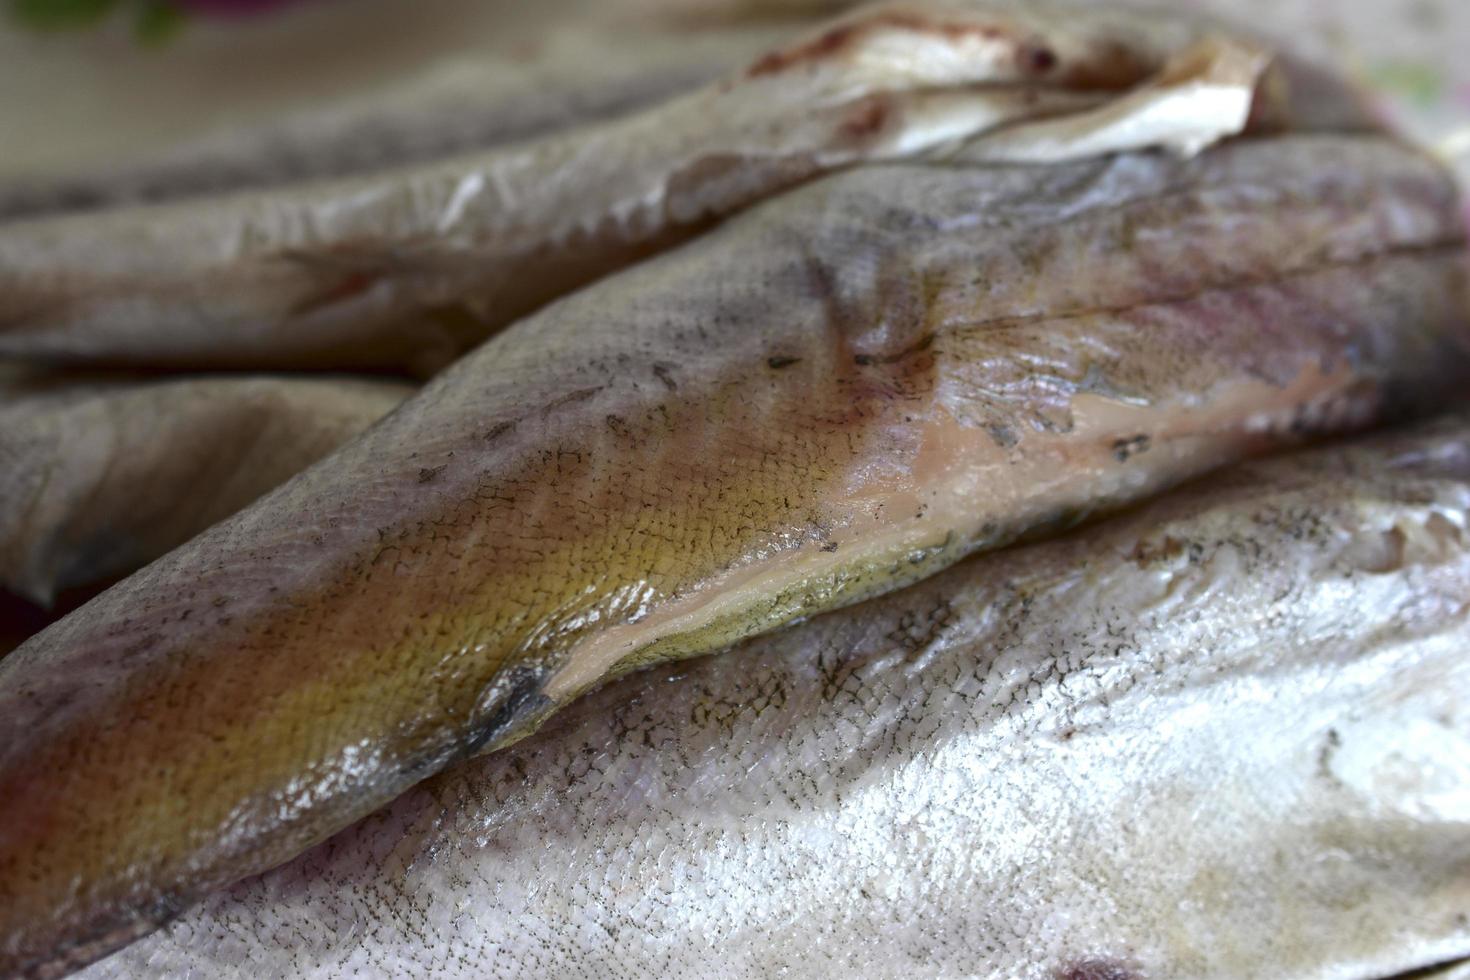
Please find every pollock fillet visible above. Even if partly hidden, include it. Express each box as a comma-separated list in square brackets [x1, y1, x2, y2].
[0, 373, 412, 605]
[76, 414, 1470, 980]
[0, 0, 1274, 373]
[0, 128, 1466, 977]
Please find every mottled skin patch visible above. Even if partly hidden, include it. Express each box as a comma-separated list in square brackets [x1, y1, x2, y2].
[2, 134, 1468, 976]
[79, 416, 1470, 979]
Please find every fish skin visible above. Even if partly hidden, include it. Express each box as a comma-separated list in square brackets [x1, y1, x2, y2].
[77, 414, 1470, 980]
[0, 0, 1265, 374]
[0, 374, 412, 605]
[0, 15, 816, 221]
[1, 132, 1467, 977]
[0, 0, 1361, 224]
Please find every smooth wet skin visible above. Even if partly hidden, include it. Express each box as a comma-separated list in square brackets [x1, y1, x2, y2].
[1, 128, 1466, 977]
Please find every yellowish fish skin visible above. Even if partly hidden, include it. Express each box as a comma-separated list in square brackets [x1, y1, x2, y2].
[76, 414, 1470, 980]
[0, 0, 1255, 374]
[0, 132, 1467, 977]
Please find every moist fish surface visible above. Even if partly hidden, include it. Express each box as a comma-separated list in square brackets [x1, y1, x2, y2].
[77, 414, 1470, 980]
[1, 130, 1467, 977]
[0, 373, 412, 605]
[0, 0, 1271, 373]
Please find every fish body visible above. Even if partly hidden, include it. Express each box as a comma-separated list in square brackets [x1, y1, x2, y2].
[1, 127, 1465, 977]
[0, 1, 1269, 373]
[80, 415, 1470, 979]
[0, 11, 813, 221]
[0, 374, 412, 604]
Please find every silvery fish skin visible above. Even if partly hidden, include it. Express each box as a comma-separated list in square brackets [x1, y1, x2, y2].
[2, 132, 1467, 978]
[78, 415, 1470, 980]
[0, 0, 1269, 373]
[0, 374, 412, 605]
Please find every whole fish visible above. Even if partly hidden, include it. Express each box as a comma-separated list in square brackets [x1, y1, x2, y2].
[0, 373, 411, 604]
[1, 128, 1465, 977]
[76, 414, 1470, 980]
[0, 0, 1271, 373]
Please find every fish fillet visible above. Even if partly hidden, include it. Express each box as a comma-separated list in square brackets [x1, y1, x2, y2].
[0, 129, 1465, 977]
[77, 414, 1470, 979]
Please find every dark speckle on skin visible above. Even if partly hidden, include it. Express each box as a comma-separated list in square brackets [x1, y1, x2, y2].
[1057, 959, 1139, 980]
[768, 355, 802, 370]
[418, 465, 446, 484]
[1316, 727, 1343, 785]
[1023, 44, 1059, 74]
[988, 423, 1019, 448]
[544, 386, 603, 411]
[483, 420, 515, 443]
[653, 364, 678, 391]
[1112, 434, 1151, 462]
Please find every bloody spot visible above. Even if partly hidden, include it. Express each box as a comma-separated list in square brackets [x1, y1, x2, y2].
[1057, 960, 1139, 980]
[1059, 38, 1156, 90]
[279, 247, 393, 317]
[746, 12, 1007, 78]
[838, 96, 891, 142]
[290, 269, 381, 317]
[1022, 44, 1058, 73]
